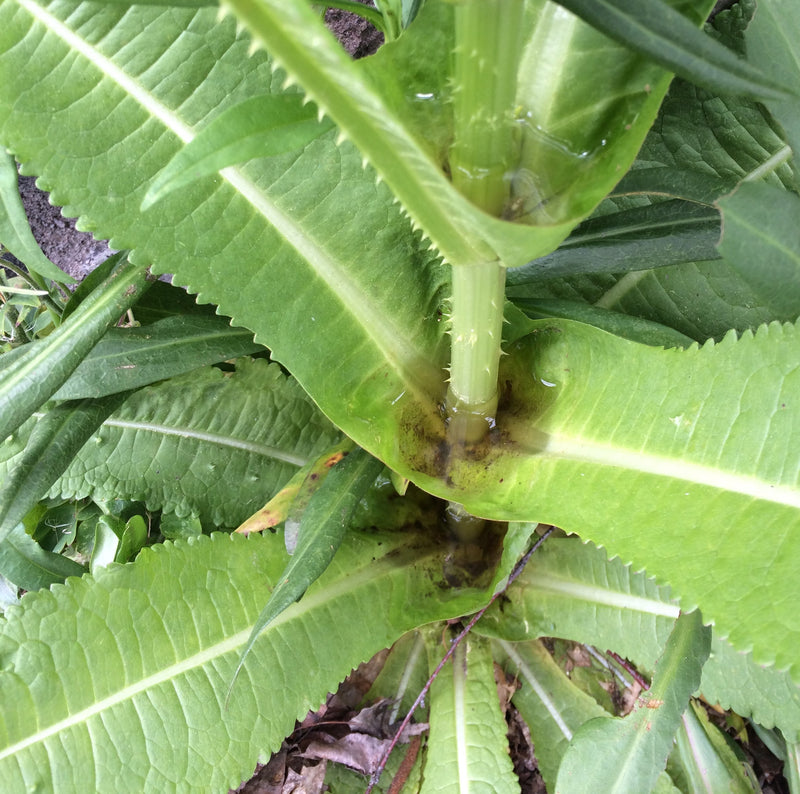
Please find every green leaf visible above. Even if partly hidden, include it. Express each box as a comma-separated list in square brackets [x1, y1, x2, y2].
[222, 0, 704, 265]
[232, 447, 384, 685]
[478, 538, 800, 746]
[511, 299, 695, 348]
[0, 523, 84, 591]
[744, 0, 800, 169]
[717, 182, 800, 317]
[90, 515, 121, 573]
[115, 514, 147, 564]
[0, 1, 450, 452]
[0, 395, 126, 545]
[419, 634, 520, 794]
[142, 95, 335, 209]
[418, 320, 800, 680]
[476, 539, 679, 671]
[495, 639, 608, 792]
[0, 150, 73, 284]
[510, 200, 721, 280]
[552, 0, 791, 102]
[0, 530, 503, 793]
[50, 315, 264, 400]
[555, 611, 710, 794]
[43, 359, 344, 527]
[671, 700, 760, 794]
[0, 254, 151, 443]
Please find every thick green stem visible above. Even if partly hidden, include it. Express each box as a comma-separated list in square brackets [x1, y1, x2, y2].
[447, 262, 506, 446]
[446, 0, 524, 447]
[445, 0, 524, 539]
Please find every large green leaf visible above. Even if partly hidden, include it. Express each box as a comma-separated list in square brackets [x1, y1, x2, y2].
[420, 634, 520, 794]
[399, 319, 800, 679]
[479, 539, 800, 744]
[0, 359, 343, 527]
[0, 0, 450, 452]
[0, 529, 503, 793]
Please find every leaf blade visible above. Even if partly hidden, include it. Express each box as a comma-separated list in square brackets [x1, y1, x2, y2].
[142, 95, 334, 209]
[555, 610, 710, 794]
[552, 0, 792, 101]
[0, 530, 502, 792]
[231, 448, 384, 685]
[0, 254, 151, 443]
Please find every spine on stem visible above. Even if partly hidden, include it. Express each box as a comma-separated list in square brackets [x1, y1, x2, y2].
[446, 0, 524, 447]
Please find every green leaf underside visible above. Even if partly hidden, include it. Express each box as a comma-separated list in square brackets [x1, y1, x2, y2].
[421, 635, 519, 794]
[2, 359, 343, 528]
[0, 0, 450, 445]
[555, 611, 710, 794]
[0, 530, 501, 793]
[142, 94, 335, 209]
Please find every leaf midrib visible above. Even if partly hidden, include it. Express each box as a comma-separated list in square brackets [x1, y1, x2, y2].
[101, 417, 309, 466]
[540, 432, 800, 507]
[0, 541, 435, 761]
[17, 0, 442, 403]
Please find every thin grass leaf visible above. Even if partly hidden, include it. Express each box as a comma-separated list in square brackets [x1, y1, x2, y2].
[553, 0, 793, 101]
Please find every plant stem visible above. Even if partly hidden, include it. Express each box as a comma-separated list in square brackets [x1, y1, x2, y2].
[446, 0, 524, 448]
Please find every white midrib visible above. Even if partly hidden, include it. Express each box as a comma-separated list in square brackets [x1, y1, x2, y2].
[102, 417, 309, 466]
[16, 0, 439, 400]
[541, 433, 800, 509]
[498, 640, 574, 741]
